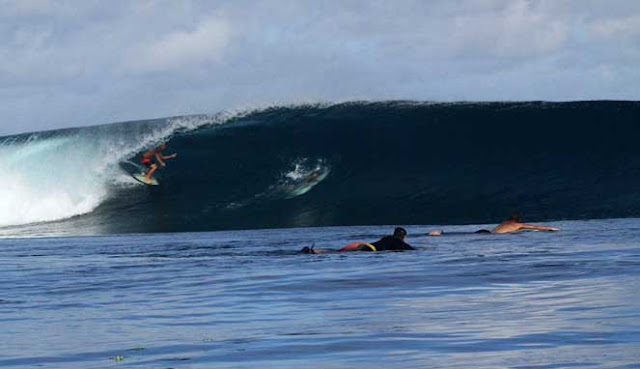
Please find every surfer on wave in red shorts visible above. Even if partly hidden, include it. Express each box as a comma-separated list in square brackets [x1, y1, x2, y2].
[141, 144, 177, 183]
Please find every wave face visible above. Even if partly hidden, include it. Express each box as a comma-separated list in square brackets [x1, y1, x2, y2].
[1, 101, 639, 236]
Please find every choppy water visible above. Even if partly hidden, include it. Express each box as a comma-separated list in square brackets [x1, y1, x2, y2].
[1, 218, 639, 368]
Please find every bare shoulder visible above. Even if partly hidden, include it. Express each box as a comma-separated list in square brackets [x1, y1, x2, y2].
[492, 220, 521, 234]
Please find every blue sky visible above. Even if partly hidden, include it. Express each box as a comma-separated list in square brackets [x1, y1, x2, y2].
[1, 0, 639, 135]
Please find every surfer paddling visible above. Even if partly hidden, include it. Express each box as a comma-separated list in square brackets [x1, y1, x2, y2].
[141, 144, 177, 183]
[425, 212, 560, 235]
[492, 212, 560, 234]
[300, 227, 416, 254]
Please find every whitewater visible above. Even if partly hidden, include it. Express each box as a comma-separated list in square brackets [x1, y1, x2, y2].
[0, 114, 220, 229]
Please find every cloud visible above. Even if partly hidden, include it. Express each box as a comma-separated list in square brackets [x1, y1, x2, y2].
[588, 15, 640, 39]
[0, 0, 54, 15]
[448, 0, 569, 58]
[0, 1, 639, 136]
[122, 16, 232, 73]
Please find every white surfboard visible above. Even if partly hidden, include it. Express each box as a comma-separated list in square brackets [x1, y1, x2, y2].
[132, 173, 159, 186]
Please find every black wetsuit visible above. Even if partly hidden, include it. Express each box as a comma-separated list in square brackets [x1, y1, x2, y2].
[370, 236, 415, 251]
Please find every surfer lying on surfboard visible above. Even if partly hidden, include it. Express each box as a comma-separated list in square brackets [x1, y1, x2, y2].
[491, 212, 560, 234]
[426, 212, 561, 235]
[300, 227, 416, 254]
[140, 144, 177, 183]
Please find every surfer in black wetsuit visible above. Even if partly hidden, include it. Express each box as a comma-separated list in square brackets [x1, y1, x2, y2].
[300, 227, 415, 254]
[369, 227, 415, 251]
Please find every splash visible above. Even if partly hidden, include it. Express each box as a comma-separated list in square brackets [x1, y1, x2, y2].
[0, 114, 227, 227]
[281, 158, 331, 199]
[226, 158, 331, 209]
[0, 135, 108, 226]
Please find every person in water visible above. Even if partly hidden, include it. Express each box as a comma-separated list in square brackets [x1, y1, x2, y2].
[491, 212, 560, 234]
[300, 227, 416, 254]
[305, 169, 322, 183]
[141, 144, 177, 183]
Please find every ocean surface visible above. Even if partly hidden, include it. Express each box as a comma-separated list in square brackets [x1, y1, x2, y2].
[1, 219, 639, 368]
[1, 101, 639, 368]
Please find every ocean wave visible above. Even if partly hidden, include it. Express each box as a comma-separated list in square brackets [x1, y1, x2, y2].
[1, 100, 639, 235]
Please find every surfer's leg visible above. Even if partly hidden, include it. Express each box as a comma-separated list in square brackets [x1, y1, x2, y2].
[145, 164, 158, 181]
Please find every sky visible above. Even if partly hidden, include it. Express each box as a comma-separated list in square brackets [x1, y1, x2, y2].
[1, 0, 639, 135]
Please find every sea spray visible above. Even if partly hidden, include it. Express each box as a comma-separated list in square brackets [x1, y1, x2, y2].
[0, 114, 225, 227]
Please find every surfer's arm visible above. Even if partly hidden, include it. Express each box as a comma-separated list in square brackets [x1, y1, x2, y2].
[155, 152, 167, 167]
[161, 153, 177, 160]
[520, 223, 560, 231]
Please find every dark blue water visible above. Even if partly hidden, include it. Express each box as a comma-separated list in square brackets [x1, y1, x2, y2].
[1, 101, 639, 367]
[1, 219, 639, 368]
[1, 101, 639, 236]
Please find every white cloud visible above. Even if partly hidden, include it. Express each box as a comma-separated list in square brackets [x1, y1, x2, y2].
[0, 1, 639, 136]
[588, 15, 640, 39]
[0, 0, 91, 17]
[448, 0, 569, 58]
[0, 0, 53, 15]
[122, 17, 232, 73]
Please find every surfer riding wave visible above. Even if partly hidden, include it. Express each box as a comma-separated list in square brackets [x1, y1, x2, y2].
[140, 144, 177, 183]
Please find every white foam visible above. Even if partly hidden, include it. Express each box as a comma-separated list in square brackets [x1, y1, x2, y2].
[0, 135, 108, 227]
[285, 158, 328, 180]
[0, 114, 228, 228]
